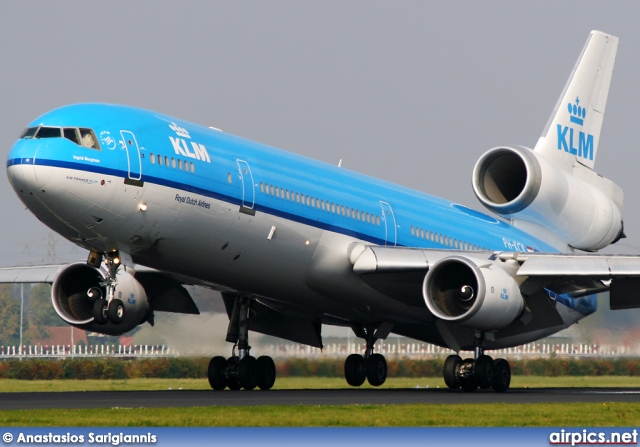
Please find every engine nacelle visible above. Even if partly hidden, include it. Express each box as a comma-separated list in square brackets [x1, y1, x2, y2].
[51, 263, 150, 335]
[423, 256, 524, 331]
[472, 145, 623, 251]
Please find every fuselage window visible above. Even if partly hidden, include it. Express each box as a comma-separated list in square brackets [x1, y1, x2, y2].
[178, 159, 183, 170]
[270, 185, 275, 196]
[228, 173, 232, 184]
[286, 190, 290, 200]
[296, 193, 300, 203]
[150, 153, 156, 164]
[158, 156, 163, 166]
[411, 226, 415, 236]
[171, 158, 176, 168]
[190, 162, 195, 173]
[164, 156, 169, 166]
[63, 128, 80, 145]
[376, 215, 381, 226]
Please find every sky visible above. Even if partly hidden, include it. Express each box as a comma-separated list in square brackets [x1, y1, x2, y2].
[2, 1, 640, 262]
[0, 1, 639, 345]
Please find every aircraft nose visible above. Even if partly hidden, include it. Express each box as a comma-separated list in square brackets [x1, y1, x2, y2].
[7, 139, 45, 197]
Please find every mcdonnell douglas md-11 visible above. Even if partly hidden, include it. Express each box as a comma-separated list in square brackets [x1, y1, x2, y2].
[4, 31, 638, 392]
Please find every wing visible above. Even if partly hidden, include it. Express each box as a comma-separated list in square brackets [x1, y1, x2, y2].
[350, 245, 640, 325]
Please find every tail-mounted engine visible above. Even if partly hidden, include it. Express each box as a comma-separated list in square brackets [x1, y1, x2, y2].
[51, 263, 150, 336]
[472, 145, 623, 251]
[423, 256, 524, 331]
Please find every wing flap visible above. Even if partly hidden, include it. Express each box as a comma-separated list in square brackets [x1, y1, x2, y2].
[509, 253, 640, 277]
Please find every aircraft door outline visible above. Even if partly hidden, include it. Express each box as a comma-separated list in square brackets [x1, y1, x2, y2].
[380, 201, 397, 246]
[120, 130, 142, 180]
[236, 159, 255, 209]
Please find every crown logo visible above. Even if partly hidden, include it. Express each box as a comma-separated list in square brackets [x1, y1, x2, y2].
[567, 97, 586, 126]
[169, 122, 190, 139]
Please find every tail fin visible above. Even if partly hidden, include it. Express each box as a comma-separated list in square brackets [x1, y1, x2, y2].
[534, 30, 618, 170]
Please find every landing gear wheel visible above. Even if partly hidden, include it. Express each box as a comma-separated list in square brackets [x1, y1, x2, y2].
[443, 355, 462, 389]
[366, 353, 387, 386]
[208, 356, 227, 390]
[238, 356, 258, 390]
[492, 358, 511, 393]
[256, 356, 276, 390]
[344, 354, 366, 387]
[226, 356, 241, 390]
[474, 355, 494, 389]
[107, 299, 125, 324]
[459, 358, 478, 392]
[92, 299, 108, 324]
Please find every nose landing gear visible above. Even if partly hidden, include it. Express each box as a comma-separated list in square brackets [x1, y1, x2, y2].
[87, 251, 126, 326]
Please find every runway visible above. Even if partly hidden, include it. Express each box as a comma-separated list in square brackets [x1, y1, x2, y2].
[1, 388, 640, 410]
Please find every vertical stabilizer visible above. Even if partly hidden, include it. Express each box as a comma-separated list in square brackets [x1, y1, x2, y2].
[534, 30, 618, 170]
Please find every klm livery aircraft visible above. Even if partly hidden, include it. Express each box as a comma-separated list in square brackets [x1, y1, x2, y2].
[4, 30, 638, 392]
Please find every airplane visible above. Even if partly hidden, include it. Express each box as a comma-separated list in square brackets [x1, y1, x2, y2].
[3, 30, 638, 393]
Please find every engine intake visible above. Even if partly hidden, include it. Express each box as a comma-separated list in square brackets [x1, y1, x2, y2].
[472, 145, 623, 251]
[51, 262, 150, 335]
[423, 256, 524, 331]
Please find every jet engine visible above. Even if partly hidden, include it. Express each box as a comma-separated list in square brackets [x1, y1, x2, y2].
[51, 262, 150, 335]
[423, 256, 524, 331]
[472, 145, 623, 251]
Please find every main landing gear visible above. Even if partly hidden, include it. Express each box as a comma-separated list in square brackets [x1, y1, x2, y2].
[207, 296, 276, 391]
[344, 324, 389, 387]
[442, 334, 511, 392]
[87, 251, 126, 326]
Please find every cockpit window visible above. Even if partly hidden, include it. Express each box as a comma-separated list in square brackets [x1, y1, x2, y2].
[63, 128, 80, 145]
[20, 126, 101, 150]
[20, 127, 38, 139]
[37, 127, 62, 138]
[79, 128, 99, 149]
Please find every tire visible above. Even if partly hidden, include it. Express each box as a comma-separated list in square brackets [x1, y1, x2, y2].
[443, 355, 462, 389]
[492, 358, 511, 393]
[366, 353, 387, 387]
[344, 354, 366, 387]
[238, 356, 258, 390]
[256, 356, 276, 390]
[474, 355, 494, 389]
[459, 358, 478, 392]
[92, 299, 108, 324]
[207, 356, 227, 390]
[226, 356, 241, 390]
[107, 299, 125, 324]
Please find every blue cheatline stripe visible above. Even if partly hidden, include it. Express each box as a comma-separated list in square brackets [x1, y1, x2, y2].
[8, 157, 393, 247]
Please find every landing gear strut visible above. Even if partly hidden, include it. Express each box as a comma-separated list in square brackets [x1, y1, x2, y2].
[442, 333, 511, 392]
[344, 324, 389, 387]
[88, 251, 126, 326]
[207, 296, 276, 391]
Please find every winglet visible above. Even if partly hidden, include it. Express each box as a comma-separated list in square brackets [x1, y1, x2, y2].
[534, 30, 618, 170]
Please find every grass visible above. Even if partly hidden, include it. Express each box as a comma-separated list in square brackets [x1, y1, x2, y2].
[1, 375, 640, 392]
[0, 376, 639, 427]
[1, 403, 639, 427]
